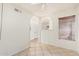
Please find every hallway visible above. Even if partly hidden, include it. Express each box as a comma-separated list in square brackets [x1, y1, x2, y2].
[14, 39, 79, 56]
[0, 3, 79, 56]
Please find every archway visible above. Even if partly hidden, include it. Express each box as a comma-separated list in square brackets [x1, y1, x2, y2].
[30, 16, 41, 41]
[41, 16, 53, 30]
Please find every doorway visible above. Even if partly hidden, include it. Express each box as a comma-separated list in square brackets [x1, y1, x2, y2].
[30, 16, 41, 41]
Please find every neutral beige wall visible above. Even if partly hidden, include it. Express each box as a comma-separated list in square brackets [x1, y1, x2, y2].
[0, 4, 32, 55]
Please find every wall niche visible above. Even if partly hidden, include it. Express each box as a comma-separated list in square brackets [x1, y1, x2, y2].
[59, 15, 75, 41]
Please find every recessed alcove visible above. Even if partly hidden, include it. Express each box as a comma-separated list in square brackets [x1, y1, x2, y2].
[59, 15, 75, 41]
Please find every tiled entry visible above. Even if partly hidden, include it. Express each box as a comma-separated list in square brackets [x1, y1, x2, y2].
[14, 39, 79, 56]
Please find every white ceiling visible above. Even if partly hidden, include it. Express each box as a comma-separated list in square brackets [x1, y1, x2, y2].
[16, 3, 79, 16]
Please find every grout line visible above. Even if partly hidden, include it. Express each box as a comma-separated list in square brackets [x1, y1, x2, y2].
[14, 39, 79, 56]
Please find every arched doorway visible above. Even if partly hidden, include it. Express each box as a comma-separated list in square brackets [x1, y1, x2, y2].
[30, 16, 41, 41]
[41, 16, 52, 30]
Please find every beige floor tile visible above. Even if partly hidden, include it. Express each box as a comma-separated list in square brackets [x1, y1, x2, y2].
[14, 39, 79, 56]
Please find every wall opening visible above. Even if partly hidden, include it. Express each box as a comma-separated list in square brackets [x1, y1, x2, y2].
[59, 15, 75, 41]
[30, 16, 41, 41]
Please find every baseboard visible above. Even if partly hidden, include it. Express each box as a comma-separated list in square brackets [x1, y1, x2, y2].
[10, 43, 30, 56]
[41, 41, 78, 53]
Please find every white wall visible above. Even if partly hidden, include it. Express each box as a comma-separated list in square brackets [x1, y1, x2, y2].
[0, 4, 32, 55]
[41, 7, 79, 52]
[75, 6, 79, 52]
[0, 4, 2, 40]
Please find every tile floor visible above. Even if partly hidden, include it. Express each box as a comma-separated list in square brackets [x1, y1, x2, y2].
[14, 39, 79, 56]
